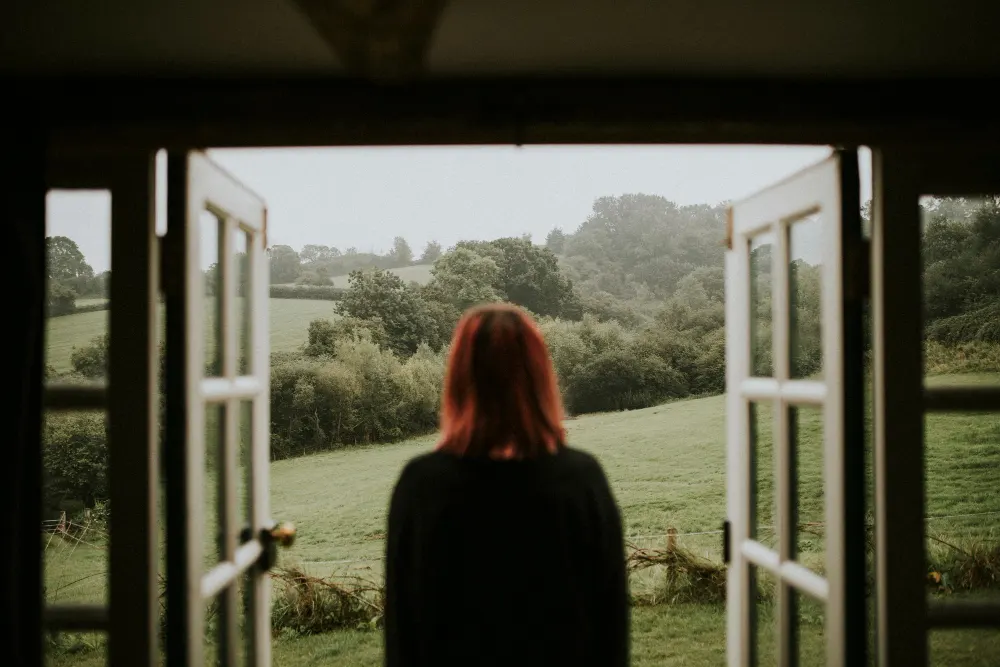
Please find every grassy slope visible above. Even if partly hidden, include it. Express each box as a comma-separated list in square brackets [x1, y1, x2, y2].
[44, 298, 338, 373]
[47, 375, 1000, 666]
[329, 263, 433, 288]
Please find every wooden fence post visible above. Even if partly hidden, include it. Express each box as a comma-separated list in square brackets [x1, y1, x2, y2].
[666, 527, 678, 552]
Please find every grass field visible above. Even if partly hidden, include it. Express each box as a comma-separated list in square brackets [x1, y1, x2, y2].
[44, 298, 338, 374]
[45, 373, 1000, 666]
[329, 263, 433, 288]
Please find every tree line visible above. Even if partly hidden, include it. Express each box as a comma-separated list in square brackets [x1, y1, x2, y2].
[269, 237, 442, 286]
[45, 236, 109, 316]
[43, 194, 999, 515]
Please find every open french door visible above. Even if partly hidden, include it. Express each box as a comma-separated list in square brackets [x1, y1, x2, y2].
[725, 150, 867, 666]
[164, 152, 290, 667]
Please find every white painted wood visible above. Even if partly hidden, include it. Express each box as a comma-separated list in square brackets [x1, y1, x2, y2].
[725, 208, 753, 667]
[248, 201, 273, 667]
[171, 151, 270, 667]
[726, 150, 862, 667]
[202, 376, 265, 400]
[740, 378, 827, 404]
[201, 541, 265, 599]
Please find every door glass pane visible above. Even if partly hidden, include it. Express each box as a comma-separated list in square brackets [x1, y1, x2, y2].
[236, 229, 252, 375]
[788, 212, 824, 380]
[925, 411, 1000, 606]
[751, 402, 776, 546]
[920, 195, 1000, 386]
[45, 190, 111, 380]
[791, 406, 825, 565]
[929, 628, 1000, 666]
[751, 231, 775, 377]
[42, 409, 110, 606]
[45, 630, 106, 667]
[240, 400, 253, 523]
[752, 566, 778, 666]
[202, 209, 223, 377]
[795, 589, 826, 664]
[205, 403, 223, 569]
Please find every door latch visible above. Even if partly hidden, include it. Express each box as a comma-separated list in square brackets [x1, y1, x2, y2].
[723, 520, 731, 565]
[242, 521, 296, 571]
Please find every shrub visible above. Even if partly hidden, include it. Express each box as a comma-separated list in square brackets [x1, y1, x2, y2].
[304, 317, 387, 357]
[73, 301, 110, 315]
[270, 285, 345, 301]
[43, 411, 108, 511]
[70, 333, 110, 378]
[925, 341, 1000, 375]
[271, 567, 384, 635]
[270, 341, 446, 458]
[47, 282, 78, 317]
[296, 269, 333, 287]
[566, 347, 688, 414]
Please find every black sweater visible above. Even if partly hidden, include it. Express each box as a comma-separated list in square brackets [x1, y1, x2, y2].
[384, 447, 629, 667]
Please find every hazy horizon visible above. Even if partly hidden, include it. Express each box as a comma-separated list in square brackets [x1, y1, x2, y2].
[46, 145, 872, 272]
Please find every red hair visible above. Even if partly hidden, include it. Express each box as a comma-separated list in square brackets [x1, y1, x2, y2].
[437, 304, 565, 459]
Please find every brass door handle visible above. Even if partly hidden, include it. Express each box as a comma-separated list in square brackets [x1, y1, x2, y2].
[270, 521, 296, 548]
[242, 521, 296, 570]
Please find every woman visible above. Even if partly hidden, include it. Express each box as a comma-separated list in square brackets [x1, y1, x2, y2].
[385, 304, 628, 667]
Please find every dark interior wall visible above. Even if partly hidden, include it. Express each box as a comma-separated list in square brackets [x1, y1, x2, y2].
[1, 122, 46, 667]
[4, 72, 1000, 667]
[21, 76, 1000, 151]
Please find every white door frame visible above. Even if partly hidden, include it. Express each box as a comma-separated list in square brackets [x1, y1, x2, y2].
[725, 149, 867, 666]
[164, 151, 274, 667]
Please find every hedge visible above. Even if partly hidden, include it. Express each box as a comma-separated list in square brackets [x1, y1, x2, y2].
[270, 285, 346, 301]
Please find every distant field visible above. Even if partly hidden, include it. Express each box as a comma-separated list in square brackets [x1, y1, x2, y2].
[45, 298, 338, 373]
[46, 373, 1000, 667]
[329, 263, 434, 288]
[75, 298, 108, 308]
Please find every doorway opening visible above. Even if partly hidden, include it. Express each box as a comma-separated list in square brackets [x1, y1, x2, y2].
[40, 145, 1000, 667]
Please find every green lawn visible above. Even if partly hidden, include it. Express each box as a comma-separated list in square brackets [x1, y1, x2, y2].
[45, 374, 1000, 666]
[44, 298, 338, 374]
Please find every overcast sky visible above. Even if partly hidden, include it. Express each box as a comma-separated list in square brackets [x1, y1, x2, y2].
[46, 146, 872, 273]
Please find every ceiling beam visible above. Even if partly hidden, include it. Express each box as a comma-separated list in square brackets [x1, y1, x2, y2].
[289, 0, 451, 80]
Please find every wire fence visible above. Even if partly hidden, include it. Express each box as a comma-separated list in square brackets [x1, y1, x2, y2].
[41, 510, 1000, 572]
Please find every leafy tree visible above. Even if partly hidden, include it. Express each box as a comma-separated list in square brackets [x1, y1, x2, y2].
[43, 412, 109, 509]
[545, 227, 567, 253]
[47, 281, 78, 317]
[304, 316, 387, 357]
[46, 236, 95, 292]
[203, 252, 250, 296]
[559, 195, 725, 299]
[339, 268, 434, 356]
[922, 197, 1000, 344]
[419, 240, 443, 263]
[269, 245, 301, 284]
[454, 237, 580, 319]
[424, 247, 503, 311]
[300, 244, 340, 265]
[71, 333, 110, 379]
[388, 236, 414, 267]
[296, 269, 333, 287]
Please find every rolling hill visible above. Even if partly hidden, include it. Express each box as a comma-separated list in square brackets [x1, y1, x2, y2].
[328, 263, 434, 288]
[45, 374, 1000, 667]
[45, 298, 338, 373]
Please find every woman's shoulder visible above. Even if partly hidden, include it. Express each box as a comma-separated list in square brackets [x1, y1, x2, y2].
[553, 446, 608, 476]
